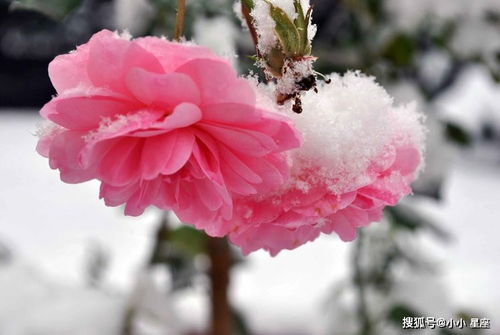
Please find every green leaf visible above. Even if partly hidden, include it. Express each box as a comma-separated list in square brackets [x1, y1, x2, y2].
[168, 226, 207, 256]
[302, 6, 313, 55]
[382, 34, 415, 66]
[386, 206, 450, 241]
[266, 47, 286, 77]
[266, 1, 302, 57]
[293, 0, 308, 54]
[387, 304, 420, 326]
[445, 122, 472, 146]
[232, 308, 253, 335]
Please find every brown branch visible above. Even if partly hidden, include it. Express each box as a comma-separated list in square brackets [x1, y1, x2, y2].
[174, 0, 186, 41]
[207, 237, 233, 335]
[241, 0, 260, 56]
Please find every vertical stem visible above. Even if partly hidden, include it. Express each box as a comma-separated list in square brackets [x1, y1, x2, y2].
[353, 230, 372, 335]
[149, 213, 171, 264]
[207, 237, 233, 335]
[174, 0, 186, 41]
[241, 1, 259, 53]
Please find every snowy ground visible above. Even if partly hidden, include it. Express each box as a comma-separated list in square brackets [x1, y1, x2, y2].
[0, 107, 499, 333]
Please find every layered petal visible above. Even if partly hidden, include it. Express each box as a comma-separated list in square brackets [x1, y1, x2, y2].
[86, 30, 164, 95]
[126, 68, 201, 109]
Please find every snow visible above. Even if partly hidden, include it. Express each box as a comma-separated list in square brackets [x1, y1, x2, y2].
[0, 262, 124, 335]
[251, 0, 278, 55]
[276, 58, 314, 95]
[286, 71, 425, 193]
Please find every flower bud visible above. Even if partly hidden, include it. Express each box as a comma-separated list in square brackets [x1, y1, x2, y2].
[244, 0, 318, 110]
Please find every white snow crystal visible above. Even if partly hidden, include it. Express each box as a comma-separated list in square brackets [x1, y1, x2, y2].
[276, 58, 314, 95]
[284, 71, 426, 193]
[35, 120, 63, 138]
[251, 1, 278, 55]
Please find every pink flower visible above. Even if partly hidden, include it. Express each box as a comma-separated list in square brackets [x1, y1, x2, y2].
[37, 30, 301, 236]
[223, 73, 426, 255]
[227, 143, 422, 256]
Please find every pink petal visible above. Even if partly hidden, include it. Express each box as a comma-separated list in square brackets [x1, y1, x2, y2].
[220, 163, 258, 195]
[192, 141, 221, 183]
[391, 147, 421, 176]
[339, 207, 371, 228]
[161, 130, 195, 175]
[292, 192, 356, 217]
[135, 37, 218, 73]
[219, 146, 262, 184]
[48, 130, 96, 183]
[98, 138, 143, 186]
[154, 178, 177, 209]
[199, 123, 277, 156]
[351, 194, 378, 210]
[48, 40, 92, 93]
[129, 103, 202, 137]
[323, 212, 358, 242]
[158, 103, 202, 129]
[358, 173, 411, 205]
[140, 132, 177, 180]
[36, 125, 64, 157]
[202, 103, 261, 125]
[100, 182, 139, 207]
[126, 68, 201, 108]
[175, 58, 255, 105]
[230, 224, 320, 256]
[195, 178, 225, 211]
[248, 110, 303, 152]
[83, 110, 163, 146]
[240, 155, 287, 193]
[87, 31, 163, 95]
[124, 178, 162, 216]
[41, 94, 137, 130]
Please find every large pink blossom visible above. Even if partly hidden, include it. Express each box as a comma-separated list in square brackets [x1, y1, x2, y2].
[37, 30, 301, 236]
[224, 73, 426, 255]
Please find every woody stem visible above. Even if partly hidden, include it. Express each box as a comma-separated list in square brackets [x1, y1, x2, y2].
[174, 0, 186, 41]
[241, 1, 260, 55]
[207, 237, 233, 335]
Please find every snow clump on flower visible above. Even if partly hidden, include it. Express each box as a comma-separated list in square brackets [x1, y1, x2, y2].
[225, 72, 426, 255]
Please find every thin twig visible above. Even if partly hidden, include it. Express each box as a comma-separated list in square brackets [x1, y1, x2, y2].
[241, 0, 259, 53]
[174, 0, 186, 41]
